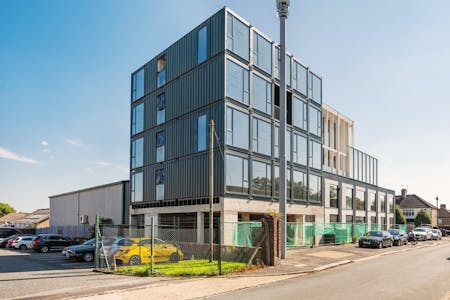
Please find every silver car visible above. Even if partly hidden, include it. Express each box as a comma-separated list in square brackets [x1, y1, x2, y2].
[431, 229, 442, 240]
[412, 227, 432, 241]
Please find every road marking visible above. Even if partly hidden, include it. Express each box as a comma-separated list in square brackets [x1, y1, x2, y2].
[313, 260, 352, 271]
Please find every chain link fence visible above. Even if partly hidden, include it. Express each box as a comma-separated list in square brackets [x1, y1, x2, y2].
[94, 221, 266, 275]
[286, 223, 412, 247]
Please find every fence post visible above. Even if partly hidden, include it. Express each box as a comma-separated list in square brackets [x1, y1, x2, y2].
[151, 217, 154, 275]
[218, 218, 222, 275]
[95, 214, 100, 269]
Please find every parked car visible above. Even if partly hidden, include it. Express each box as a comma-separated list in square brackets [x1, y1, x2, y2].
[439, 229, 447, 237]
[62, 238, 96, 262]
[412, 227, 433, 241]
[30, 234, 79, 253]
[114, 238, 184, 265]
[12, 235, 35, 250]
[101, 237, 135, 258]
[359, 231, 393, 249]
[0, 228, 22, 242]
[0, 234, 20, 248]
[387, 229, 408, 246]
[6, 236, 19, 248]
[431, 229, 442, 240]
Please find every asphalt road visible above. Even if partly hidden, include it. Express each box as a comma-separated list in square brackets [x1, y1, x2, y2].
[208, 241, 450, 300]
[0, 248, 153, 299]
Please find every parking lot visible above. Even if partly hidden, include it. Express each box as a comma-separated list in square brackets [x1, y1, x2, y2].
[0, 248, 158, 299]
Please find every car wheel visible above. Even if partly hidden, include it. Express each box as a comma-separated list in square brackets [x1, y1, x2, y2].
[169, 253, 179, 262]
[19, 244, 27, 250]
[83, 252, 94, 262]
[41, 246, 49, 253]
[129, 255, 141, 265]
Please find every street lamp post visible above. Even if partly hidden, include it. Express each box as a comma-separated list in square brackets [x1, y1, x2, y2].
[277, 0, 290, 260]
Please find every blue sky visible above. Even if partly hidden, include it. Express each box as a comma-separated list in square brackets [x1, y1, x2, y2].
[1, 0, 449, 212]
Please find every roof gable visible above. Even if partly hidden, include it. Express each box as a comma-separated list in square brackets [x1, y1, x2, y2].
[396, 194, 437, 209]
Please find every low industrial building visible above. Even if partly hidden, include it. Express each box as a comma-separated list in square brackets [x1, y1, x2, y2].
[47, 181, 129, 237]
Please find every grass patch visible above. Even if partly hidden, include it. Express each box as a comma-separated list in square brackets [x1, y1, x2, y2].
[117, 259, 248, 277]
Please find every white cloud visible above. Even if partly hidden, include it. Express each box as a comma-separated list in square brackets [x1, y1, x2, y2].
[64, 138, 88, 149]
[87, 160, 128, 175]
[42, 148, 50, 153]
[40, 141, 49, 147]
[0, 147, 38, 164]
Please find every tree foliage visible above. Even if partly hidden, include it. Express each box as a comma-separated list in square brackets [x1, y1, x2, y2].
[414, 208, 432, 227]
[395, 205, 406, 224]
[0, 202, 16, 217]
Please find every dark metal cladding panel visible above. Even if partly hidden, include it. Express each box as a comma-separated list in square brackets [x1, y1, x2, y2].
[145, 59, 157, 97]
[208, 8, 225, 57]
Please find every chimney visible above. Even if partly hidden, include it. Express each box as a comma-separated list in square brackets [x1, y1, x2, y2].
[401, 189, 407, 198]
[441, 204, 446, 209]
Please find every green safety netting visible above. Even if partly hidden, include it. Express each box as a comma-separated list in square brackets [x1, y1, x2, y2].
[232, 222, 262, 247]
[398, 224, 407, 231]
[286, 223, 315, 246]
[353, 224, 368, 239]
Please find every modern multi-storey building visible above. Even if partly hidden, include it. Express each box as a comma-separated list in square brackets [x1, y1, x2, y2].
[322, 104, 395, 226]
[129, 7, 395, 243]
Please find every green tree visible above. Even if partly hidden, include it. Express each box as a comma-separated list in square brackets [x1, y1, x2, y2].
[414, 208, 432, 227]
[0, 202, 16, 217]
[395, 205, 406, 224]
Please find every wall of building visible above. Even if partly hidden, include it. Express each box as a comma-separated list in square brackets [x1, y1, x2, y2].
[50, 182, 126, 227]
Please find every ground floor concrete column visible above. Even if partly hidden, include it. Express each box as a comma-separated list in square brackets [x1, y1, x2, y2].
[221, 210, 238, 245]
[197, 211, 204, 244]
[144, 213, 158, 238]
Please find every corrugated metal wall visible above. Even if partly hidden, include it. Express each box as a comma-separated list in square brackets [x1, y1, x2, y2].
[144, 8, 225, 94]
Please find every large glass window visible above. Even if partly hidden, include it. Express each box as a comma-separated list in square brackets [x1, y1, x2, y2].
[157, 93, 166, 125]
[131, 138, 143, 169]
[252, 117, 271, 156]
[197, 114, 207, 152]
[198, 25, 207, 63]
[252, 32, 272, 74]
[274, 166, 291, 198]
[155, 169, 165, 201]
[309, 106, 322, 137]
[344, 188, 353, 209]
[226, 107, 249, 149]
[131, 68, 144, 102]
[131, 103, 144, 135]
[309, 140, 321, 170]
[292, 96, 307, 130]
[157, 56, 166, 88]
[293, 61, 307, 96]
[252, 161, 271, 196]
[292, 170, 307, 200]
[226, 13, 249, 61]
[274, 127, 291, 161]
[226, 59, 249, 104]
[131, 171, 143, 202]
[274, 48, 291, 85]
[226, 154, 248, 194]
[156, 131, 165, 162]
[252, 74, 272, 115]
[387, 195, 394, 213]
[380, 195, 386, 212]
[369, 193, 376, 211]
[309, 174, 321, 202]
[356, 190, 365, 211]
[308, 72, 322, 104]
[292, 133, 307, 166]
[329, 184, 338, 208]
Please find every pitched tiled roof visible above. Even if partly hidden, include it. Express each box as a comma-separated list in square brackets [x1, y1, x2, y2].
[396, 194, 437, 209]
[439, 208, 450, 218]
[0, 213, 28, 223]
[11, 209, 49, 226]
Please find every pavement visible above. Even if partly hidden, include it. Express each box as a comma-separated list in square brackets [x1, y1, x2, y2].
[9, 238, 449, 300]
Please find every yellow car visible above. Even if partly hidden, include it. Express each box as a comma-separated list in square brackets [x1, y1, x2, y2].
[114, 238, 183, 265]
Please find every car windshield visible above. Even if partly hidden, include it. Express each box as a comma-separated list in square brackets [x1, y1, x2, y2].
[388, 230, 399, 235]
[83, 238, 96, 245]
[415, 228, 425, 232]
[431, 229, 439, 233]
[365, 231, 382, 237]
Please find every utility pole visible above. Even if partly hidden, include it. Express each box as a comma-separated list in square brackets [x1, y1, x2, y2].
[277, 0, 290, 260]
[209, 119, 215, 262]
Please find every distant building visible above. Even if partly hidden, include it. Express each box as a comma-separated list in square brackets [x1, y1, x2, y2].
[0, 213, 29, 227]
[395, 189, 438, 226]
[438, 204, 450, 229]
[11, 209, 50, 230]
[48, 181, 129, 237]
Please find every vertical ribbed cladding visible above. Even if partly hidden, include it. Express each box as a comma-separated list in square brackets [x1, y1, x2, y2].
[145, 102, 225, 202]
[144, 8, 225, 96]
